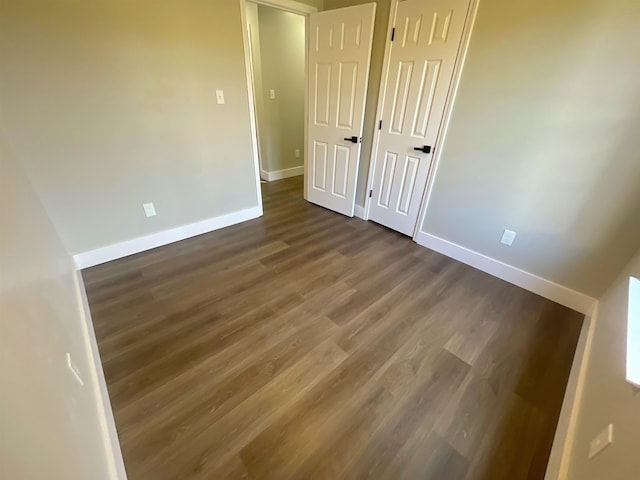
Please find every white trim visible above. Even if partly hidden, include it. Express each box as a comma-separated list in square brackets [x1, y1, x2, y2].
[415, 231, 596, 314]
[240, 0, 265, 217]
[71, 265, 128, 479]
[354, 204, 366, 220]
[262, 166, 304, 182]
[74, 206, 262, 269]
[250, 0, 318, 14]
[243, 0, 313, 200]
[303, 11, 310, 201]
[245, 15, 267, 175]
[545, 304, 599, 480]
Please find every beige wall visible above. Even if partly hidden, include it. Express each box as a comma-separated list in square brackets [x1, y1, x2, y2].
[323, 0, 391, 205]
[256, 5, 306, 173]
[0, 138, 118, 479]
[420, 0, 640, 296]
[0, 0, 260, 255]
[566, 248, 640, 479]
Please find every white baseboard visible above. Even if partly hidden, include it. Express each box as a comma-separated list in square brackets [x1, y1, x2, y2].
[74, 205, 262, 269]
[354, 204, 366, 220]
[414, 231, 596, 314]
[544, 304, 599, 480]
[71, 265, 128, 479]
[263, 166, 304, 182]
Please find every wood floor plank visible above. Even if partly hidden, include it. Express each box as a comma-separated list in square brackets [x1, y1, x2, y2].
[339, 349, 471, 480]
[238, 299, 438, 478]
[206, 455, 249, 480]
[83, 176, 584, 480]
[112, 294, 307, 438]
[290, 386, 398, 480]
[121, 313, 337, 461]
[384, 430, 469, 480]
[141, 339, 348, 480]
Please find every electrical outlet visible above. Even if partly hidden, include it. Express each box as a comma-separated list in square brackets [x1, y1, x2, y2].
[66, 353, 84, 386]
[216, 90, 225, 105]
[295, 149, 301, 159]
[501, 229, 516, 246]
[269, 89, 276, 100]
[589, 424, 613, 459]
[143, 202, 156, 217]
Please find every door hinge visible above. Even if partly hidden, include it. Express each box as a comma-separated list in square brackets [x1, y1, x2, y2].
[369, 189, 373, 198]
[391, 28, 396, 42]
[379, 120, 382, 130]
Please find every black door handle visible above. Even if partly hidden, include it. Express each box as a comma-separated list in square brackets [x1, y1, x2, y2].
[344, 136, 360, 144]
[413, 145, 432, 154]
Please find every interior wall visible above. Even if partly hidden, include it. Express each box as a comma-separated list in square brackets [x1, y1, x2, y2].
[0, 137, 118, 479]
[419, 0, 640, 297]
[0, 0, 260, 255]
[323, 0, 391, 205]
[566, 247, 640, 479]
[256, 5, 306, 173]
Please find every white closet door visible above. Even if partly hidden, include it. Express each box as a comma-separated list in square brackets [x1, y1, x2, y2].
[369, 0, 471, 235]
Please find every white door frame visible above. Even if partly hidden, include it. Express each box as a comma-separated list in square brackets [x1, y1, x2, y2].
[244, 16, 267, 178]
[240, 0, 317, 201]
[362, 0, 481, 242]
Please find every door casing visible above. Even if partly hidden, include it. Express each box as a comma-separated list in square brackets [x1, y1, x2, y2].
[240, 0, 317, 203]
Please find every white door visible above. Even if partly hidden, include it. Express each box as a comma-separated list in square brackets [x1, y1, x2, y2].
[306, 4, 376, 217]
[368, 0, 471, 235]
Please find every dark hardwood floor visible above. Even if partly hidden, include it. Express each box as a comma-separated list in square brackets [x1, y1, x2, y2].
[83, 176, 583, 480]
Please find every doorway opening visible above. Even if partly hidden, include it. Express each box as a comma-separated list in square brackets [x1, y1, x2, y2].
[242, 1, 377, 217]
[244, 0, 310, 195]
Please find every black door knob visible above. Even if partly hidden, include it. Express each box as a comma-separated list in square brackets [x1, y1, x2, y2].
[413, 145, 432, 154]
[413, 145, 431, 153]
[344, 136, 360, 144]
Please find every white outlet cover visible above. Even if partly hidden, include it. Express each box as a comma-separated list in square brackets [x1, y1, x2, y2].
[143, 203, 156, 217]
[215, 89, 225, 105]
[269, 89, 276, 100]
[589, 424, 613, 459]
[501, 229, 516, 246]
[295, 149, 301, 158]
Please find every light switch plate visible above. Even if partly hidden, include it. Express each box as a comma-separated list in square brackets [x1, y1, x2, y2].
[216, 89, 225, 105]
[269, 89, 276, 100]
[143, 202, 156, 217]
[589, 424, 613, 459]
[501, 229, 516, 246]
